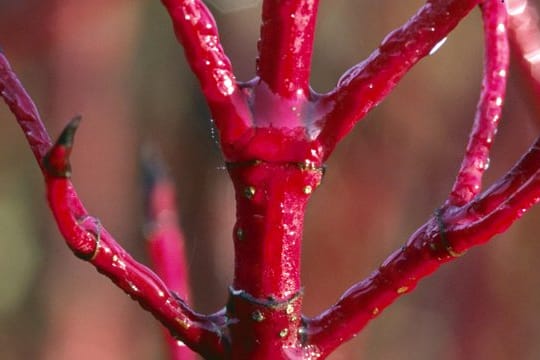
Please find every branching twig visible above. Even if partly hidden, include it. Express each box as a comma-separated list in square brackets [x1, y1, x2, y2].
[0, 52, 226, 359]
[2, 0, 540, 358]
[160, 0, 252, 150]
[449, 0, 509, 205]
[316, 0, 480, 156]
[0, 50, 51, 165]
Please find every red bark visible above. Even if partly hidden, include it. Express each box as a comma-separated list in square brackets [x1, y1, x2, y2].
[257, 0, 320, 99]
[2, 0, 540, 359]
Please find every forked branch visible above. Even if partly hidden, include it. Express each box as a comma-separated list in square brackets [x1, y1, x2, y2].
[316, 0, 480, 155]
[304, 1, 538, 356]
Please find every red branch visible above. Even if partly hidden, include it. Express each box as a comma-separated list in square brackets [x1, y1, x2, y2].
[160, 0, 252, 152]
[305, 133, 540, 357]
[315, 0, 480, 156]
[0, 52, 226, 359]
[0, 49, 51, 165]
[143, 151, 195, 360]
[304, 1, 527, 356]
[257, 0, 320, 99]
[3, 0, 540, 358]
[449, 0, 510, 205]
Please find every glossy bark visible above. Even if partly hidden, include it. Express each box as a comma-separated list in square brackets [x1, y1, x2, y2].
[2, 0, 540, 359]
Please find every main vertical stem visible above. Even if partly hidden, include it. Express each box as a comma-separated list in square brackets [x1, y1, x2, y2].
[257, 0, 320, 99]
[226, 161, 323, 358]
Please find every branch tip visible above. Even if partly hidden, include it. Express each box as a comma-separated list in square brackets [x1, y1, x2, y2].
[57, 115, 82, 148]
[141, 144, 169, 191]
[43, 116, 82, 178]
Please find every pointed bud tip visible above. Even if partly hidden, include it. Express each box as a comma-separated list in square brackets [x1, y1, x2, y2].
[56, 115, 82, 148]
[140, 143, 169, 188]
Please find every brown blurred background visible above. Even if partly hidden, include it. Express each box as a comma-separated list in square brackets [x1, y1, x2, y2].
[0, 0, 539, 359]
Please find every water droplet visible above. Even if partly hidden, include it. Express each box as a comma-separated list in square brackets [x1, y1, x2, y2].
[279, 328, 289, 338]
[244, 186, 256, 199]
[286, 304, 294, 315]
[303, 344, 322, 359]
[112, 254, 126, 270]
[372, 307, 380, 315]
[397, 286, 408, 294]
[176, 317, 191, 329]
[252, 310, 265, 322]
[236, 227, 244, 240]
[213, 69, 235, 96]
[429, 37, 448, 56]
[303, 185, 313, 194]
[497, 23, 506, 34]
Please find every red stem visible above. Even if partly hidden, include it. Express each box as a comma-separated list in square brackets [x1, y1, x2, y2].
[0, 50, 51, 166]
[305, 134, 540, 358]
[226, 161, 324, 358]
[143, 153, 195, 360]
[449, 0, 509, 206]
[43, 122, 226, 359]
[160, 0, 253, 152]
[3, 0, 540, 358]
[316, 0, 480, 156]
[256, 0, 320, 99]
[0, 54, 226, 358]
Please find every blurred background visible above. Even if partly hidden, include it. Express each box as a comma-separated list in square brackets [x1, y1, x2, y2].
[0, 0, 539, 359]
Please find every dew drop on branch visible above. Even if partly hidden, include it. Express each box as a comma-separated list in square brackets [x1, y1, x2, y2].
[429, 37, 448, 56]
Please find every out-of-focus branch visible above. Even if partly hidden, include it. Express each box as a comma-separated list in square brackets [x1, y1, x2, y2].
[316, 0, 480, 156]
[44, 121, 226, 359]
[160, 0, 252, 150]
[142, 149, 195, 360]
[448, 0, 509, 205]
[256, 0, 320, 99]
[508, 0, 540, 122]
